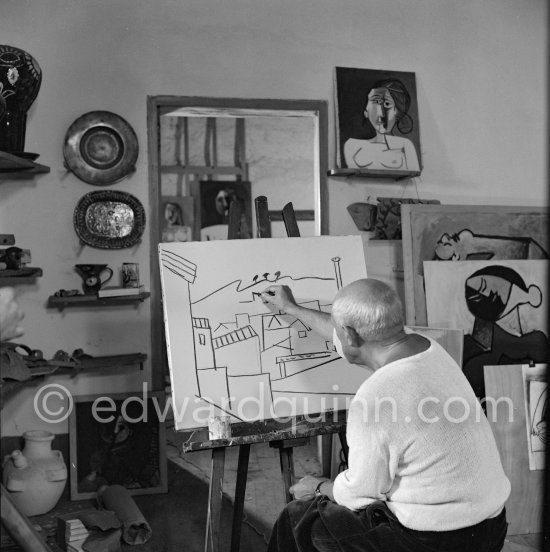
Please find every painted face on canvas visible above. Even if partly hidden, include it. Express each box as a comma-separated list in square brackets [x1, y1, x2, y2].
[465, 274, 511, 322]
[364, 87, 398, 134]
[465, 270, 540, 323]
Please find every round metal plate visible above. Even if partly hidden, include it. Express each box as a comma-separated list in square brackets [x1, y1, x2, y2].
[63, 111, 138, 185]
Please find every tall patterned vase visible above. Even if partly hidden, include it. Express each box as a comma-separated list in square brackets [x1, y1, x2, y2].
[0, 45, 42, 153]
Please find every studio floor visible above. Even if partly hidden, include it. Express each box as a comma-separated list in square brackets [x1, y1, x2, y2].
[1, 431, 542, 551]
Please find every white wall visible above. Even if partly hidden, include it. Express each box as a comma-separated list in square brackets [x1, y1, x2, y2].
[1, 0, 547, 435]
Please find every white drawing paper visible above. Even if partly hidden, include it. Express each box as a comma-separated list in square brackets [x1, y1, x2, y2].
[522, 364, 547, 470]
[159, 236, 369, 431]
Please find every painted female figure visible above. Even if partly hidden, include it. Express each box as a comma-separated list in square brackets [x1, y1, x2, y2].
[343, 79, 420, 172]
[162, 201, 192, 242]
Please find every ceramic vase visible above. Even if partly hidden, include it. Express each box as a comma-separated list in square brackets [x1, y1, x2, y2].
[2, 430, 67, 516]
[0, 45, 42, 152]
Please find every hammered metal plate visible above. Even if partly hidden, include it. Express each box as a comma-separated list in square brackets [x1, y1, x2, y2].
[63, 111, 138, 185]
[73, 190, 145, 249]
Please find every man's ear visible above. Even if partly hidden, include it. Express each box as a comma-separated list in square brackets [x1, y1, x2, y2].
[342, 325, 362, 348]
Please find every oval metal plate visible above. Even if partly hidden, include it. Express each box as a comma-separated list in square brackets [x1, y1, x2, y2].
[73, 190, 146, 249]
[63, 111, 138, 185]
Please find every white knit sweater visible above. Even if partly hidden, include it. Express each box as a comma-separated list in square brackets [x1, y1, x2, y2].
[332, 338, 511, 531]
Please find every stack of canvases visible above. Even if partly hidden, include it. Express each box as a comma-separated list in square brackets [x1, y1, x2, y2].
[400, 203, 548, 538]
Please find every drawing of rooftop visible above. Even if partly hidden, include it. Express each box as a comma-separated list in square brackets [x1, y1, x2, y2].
[212, 324, 262, 377]
[259, 301, 338, 380]
[213, 325, 258, 349]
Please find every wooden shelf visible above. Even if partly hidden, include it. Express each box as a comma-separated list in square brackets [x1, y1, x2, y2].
[47, 292, 150, 309]
[328, 168, 421, 180]
[1, 353, 147, 406]
[0, 151, 50, 178]
[75, 353, 147, 371]
[0, 267, 43, 279]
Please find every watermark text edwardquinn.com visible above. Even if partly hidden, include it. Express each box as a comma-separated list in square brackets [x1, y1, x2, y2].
[33, 382, 515, 429]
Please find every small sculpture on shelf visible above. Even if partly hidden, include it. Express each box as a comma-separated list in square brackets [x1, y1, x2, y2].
[0, 235, 41, 278]
[0, 246, 22, 270]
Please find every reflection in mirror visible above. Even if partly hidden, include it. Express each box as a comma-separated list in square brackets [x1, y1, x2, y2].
[147, 97, 328, 386]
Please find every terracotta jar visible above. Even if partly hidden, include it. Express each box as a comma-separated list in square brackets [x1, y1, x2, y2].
[2, 430, 67, 516]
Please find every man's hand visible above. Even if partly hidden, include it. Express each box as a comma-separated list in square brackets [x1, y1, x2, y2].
[289, 475, 330, 500]
[0, 287, 24, 342]
[260, 285, 298, 314]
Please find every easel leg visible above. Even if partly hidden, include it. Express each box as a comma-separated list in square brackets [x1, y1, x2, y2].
[205, 447, 226, 552]
[230, 444, 250, 552]
[1, 485, 52, 552]
[338, 431, 349, 468]
[320, 434, 333, 478]
[278, 447, 296, 504]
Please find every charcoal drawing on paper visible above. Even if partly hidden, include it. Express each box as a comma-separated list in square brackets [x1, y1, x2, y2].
[159, 236, 369, 430]
[522, 364, 547, 471]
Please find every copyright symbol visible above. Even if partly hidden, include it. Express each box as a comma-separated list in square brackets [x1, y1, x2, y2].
[34, 384, 73, 423]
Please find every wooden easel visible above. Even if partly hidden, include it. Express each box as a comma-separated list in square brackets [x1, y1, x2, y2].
[182, 196, 349, 552]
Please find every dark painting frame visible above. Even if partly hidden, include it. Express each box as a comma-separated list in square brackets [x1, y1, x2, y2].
[191, 180, 252, 240]
[69, 391, 168, 500]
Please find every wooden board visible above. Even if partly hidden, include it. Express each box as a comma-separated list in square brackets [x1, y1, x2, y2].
[401, 204, 549, 326]
[179, 410, 347, 452]
[484, 364, 544, 535]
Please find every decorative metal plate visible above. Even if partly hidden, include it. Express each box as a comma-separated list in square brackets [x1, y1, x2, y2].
[63, 111, 138, 185]
[73, 190, 145, 249]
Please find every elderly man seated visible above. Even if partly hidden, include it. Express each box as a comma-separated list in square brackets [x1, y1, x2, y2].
[260, 279, 510, 552]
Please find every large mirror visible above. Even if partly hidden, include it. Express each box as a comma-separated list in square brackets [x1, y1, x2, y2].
[147, 96, 328, 385]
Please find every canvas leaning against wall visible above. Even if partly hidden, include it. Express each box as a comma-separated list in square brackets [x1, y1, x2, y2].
[159, 236, 369, 431]
[401, 204, 549, 327]
[424, 259, 549, 400]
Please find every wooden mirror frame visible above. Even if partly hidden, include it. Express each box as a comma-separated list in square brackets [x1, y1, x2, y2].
[147, 96, 328, 387]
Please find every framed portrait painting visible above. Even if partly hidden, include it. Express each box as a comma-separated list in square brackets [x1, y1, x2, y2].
[69, 391, 168, 500]
[334, 67, 422, 174]
[161, 195, 195, 242]
[190, 180, 252, 241]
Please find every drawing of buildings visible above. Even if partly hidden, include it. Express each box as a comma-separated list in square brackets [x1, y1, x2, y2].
[160, 247, 352, 421]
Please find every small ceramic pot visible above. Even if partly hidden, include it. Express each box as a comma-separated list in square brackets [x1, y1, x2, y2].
[2, 430, 67, 516]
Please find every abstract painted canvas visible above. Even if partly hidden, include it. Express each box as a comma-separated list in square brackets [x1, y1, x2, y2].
[159, 236, 369, 430]
[161, 195, 194, 242]
[334, 67, 422, 173]
[424, 260, 549, 400]
[401, 204, 549, 326]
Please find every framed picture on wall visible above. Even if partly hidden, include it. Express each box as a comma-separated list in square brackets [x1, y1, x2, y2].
[69, 391, 168, 500]
[334, 67, 422, 174]
[190, 180, 252, 241]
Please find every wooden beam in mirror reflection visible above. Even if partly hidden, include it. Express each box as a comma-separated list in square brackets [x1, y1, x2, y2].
[161, 165, 247, 177]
